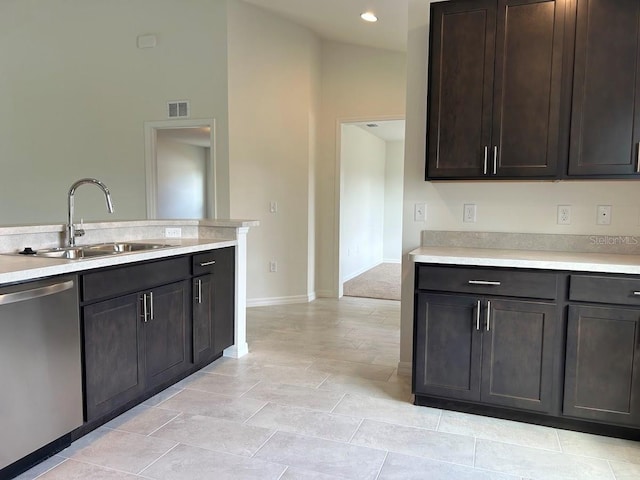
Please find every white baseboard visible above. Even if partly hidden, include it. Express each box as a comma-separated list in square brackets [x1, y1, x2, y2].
[343, 260, 384, 282]
[397, 361, 412, 377]
[223, 342, 249, 358]
[383, 258, 401, 264]
[247, 294, 314, 307]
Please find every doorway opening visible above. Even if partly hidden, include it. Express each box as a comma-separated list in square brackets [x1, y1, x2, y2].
[144, 119, 217, 220]
[337, 118, 405, 301]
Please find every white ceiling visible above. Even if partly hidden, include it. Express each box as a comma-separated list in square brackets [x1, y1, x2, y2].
[354, 120, 406, 142]
[241, 0, 409, 52]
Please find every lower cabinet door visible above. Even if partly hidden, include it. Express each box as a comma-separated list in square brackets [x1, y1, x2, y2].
[480, 299, 557, 413]
[83, 294, 144, 421]
[414, 293, 482, 401]
[144, 280, 190, 389]
[193, 274, 215, 364]
[563, 305, 640, 426]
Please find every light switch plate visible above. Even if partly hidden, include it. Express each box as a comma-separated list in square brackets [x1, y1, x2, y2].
[414, 203, 426, 222]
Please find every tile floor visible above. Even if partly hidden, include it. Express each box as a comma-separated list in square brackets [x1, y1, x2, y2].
[15, 297, 640, 480]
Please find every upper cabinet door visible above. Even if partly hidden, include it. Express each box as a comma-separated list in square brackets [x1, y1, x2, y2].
[569, 0, 640, 176]
[426, 0, 496, 179]
[492, 0, 568, 177]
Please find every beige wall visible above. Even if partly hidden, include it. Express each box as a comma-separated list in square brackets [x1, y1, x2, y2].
[316, 42, 407, 297]
[227, 0, 320, 304]
[0, 0, 230, 225]
[400, 0, 640, 372]
[383, 140, 405, 263]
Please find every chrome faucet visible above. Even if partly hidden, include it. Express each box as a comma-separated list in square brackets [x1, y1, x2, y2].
[67, 178, 114, 247]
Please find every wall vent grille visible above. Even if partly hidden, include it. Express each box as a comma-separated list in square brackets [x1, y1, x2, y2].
[167, 100, 190, 119]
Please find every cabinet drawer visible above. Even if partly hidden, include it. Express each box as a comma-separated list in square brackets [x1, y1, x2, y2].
[192, 247, 233, 276]
[569, 275, 640, 306]
[82, 256, 191, 303]
[417, 265, 557, 300]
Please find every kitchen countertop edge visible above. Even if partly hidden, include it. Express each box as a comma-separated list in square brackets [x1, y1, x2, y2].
[0, 239, 237, 285]
[410, 246, 640, 275]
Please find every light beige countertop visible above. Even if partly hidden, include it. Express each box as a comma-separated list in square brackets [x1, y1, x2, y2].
[410, 246, 640, 275]
[0, 238, 236, 285]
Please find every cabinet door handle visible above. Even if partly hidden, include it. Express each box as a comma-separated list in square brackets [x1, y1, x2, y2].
[141, 293, 148, 323]
[636, 143, 640, 173]
[493, 146, 498, 175]
[633, 291, 640, 296]
[200, 260, 216, 267]
[476, 300, 481, 331]
[483, 146, 488, 175]
[486, 300, 492, 332]
[468, 280, 501, 286]
[149, 291, 154, 321]
[196, 279, 202, 304]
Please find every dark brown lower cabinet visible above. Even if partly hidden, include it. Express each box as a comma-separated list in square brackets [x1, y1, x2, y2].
[84, 294, 144, 421]
[414, 292, 556, 413]
[563, 305, 640, 427]
[192, 247, 235, 366]
[83, 280, 190, 421]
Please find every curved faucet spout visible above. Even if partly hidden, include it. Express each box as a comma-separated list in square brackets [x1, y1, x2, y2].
[67, 178, 114, 247]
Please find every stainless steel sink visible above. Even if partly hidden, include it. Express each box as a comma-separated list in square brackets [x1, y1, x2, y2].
[27, 242, 175, 260]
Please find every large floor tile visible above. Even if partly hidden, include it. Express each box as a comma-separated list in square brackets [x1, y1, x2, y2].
[156, 388, 266, 422]
[151, 414, 274, 457]
[557, 429, 640, 464]
[104, 404, 180, 435]
[378, 452, 519, 480]
[61, 428, 177, 474]
[176, 371, 260, 397]
[279, 467, 348, 479]
[332, 394, 440, 429]
[140, 443, 285, 480]
[243, 382, 344, 412]
[34, 459, 141, 479]
[351, 419, 475, 466]
[142, 386, 183, 407]
[242, 364, 329, 388]
[609, 460, 640, 480]
[12, 455, 66, 480]
[309, 359, 395, 381]
[254, 431, 386, 480]
[475, 439, 616, 480]
[319, 375, 411, 401]
[245, 403, 362, 442]
[438, 410, 561, 451]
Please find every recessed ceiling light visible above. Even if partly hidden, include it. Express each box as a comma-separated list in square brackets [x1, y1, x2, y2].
[360, 12, 378, 23]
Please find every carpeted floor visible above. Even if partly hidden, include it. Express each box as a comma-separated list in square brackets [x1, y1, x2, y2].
[343, 262, 401, 301]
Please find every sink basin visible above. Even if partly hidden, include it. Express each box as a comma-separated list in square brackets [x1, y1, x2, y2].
[27, 242, 175, 260]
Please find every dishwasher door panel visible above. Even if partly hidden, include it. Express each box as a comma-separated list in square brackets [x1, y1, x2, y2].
[0, 276, 82, 470]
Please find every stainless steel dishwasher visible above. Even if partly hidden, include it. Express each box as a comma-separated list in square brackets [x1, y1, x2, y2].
[0, 276, 83, 472]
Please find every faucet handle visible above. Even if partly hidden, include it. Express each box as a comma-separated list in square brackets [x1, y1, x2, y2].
[75, 226, 85, 238]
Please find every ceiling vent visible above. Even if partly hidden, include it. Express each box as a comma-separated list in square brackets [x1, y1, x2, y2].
[167, 100, 190, 119]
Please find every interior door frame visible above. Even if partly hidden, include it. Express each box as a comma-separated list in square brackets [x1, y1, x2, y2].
[334, 114, 405, 298]
[144, 118, 217, 219]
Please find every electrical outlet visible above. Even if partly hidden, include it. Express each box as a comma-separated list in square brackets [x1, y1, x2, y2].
[557, 205, 571, 225]
[414, 203, 426, 222]
[269, 260, 277, 273]
[597, 205, 612, 225]
[463, 204, 477, 223]
[165, 227, 182, 238]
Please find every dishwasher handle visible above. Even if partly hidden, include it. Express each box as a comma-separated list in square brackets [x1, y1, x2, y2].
[0, 280, 74, 306]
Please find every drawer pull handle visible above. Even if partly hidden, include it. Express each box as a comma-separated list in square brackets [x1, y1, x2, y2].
[200, 260, 216, 267]
[486, 300, 492, 332]
[468, 280, 501, 286]
[149, 291, 154, 321]
[493, 146, 498, 175]
[476, 300, 481, 331]
[633, 291, 640, 296]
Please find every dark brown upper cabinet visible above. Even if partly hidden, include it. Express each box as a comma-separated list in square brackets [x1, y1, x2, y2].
[568, 0, 640, 177]
[426, 0, 572, 180]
